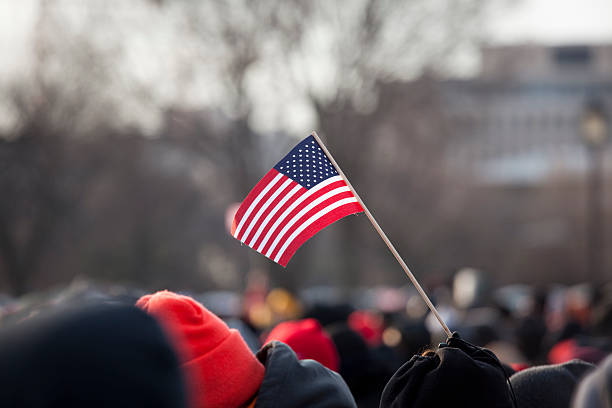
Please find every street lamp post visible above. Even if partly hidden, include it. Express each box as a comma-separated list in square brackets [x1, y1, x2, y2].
[580, 98, 609, 282]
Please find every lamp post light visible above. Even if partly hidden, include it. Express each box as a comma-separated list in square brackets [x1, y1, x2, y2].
[580, 98, 609, 282]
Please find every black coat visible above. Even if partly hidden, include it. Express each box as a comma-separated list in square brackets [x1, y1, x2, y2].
[255, 341, 357, 408]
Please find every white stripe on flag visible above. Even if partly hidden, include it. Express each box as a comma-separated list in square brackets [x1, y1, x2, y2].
[233, 173, 283, 239]
[274, 197, 359, 262]
[247, 184, 302, 247]
[265, 185, 350, 257]
[240, 177, 293, 243]
[256, 175, 342, 253]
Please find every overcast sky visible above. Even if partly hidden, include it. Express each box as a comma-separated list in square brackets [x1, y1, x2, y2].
[486, 0, 612, 44]
[1, 0, 612, 134]
[2, 0, 612, 78]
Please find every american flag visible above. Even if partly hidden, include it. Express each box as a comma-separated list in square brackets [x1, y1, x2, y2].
[231, 134, 364, 266]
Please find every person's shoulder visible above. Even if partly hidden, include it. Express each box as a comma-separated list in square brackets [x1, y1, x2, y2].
[255, 341, 357, 408]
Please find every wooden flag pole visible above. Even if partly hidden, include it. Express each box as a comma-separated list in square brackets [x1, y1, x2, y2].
[311, 131, 452, 338]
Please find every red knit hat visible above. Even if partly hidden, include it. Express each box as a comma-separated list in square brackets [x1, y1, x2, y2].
[136, 291, 265, 408]
[264, 318, 339, 372]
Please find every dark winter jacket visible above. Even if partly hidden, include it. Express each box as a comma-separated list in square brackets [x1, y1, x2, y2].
[254, 341, 357, 408]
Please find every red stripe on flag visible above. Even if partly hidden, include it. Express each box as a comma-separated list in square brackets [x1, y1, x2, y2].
[232, 169, 280, 236]
[246, 181, 303, 248]
[251, 186, 308, 253]
[277, 201, 363, 266]
[240, 176, 299, 244]
[267, 190, 357, 261]
[236, 179, 283, 242]
[259, 179, 348, 256]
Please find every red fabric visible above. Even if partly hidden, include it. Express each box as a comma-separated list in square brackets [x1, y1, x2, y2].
[510, 363, 530, 372]
[265, 318, 339, 372]
[548, 338, 607, 365]
[548, 339, 576, 365]
[276, 197, 363, 266]
[231, 169, 280, 236]
[348, 310, 383, 347]
[137, 291, 264, 408]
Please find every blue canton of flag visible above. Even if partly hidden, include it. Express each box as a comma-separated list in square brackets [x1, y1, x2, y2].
[273, 135, 339, 188]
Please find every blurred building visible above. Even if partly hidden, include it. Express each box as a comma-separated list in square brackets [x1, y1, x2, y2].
[442, 44, 612, 185]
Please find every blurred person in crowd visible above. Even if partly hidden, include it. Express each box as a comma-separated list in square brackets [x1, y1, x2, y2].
[137, 290, 356, 408]
[548, 337, 608, 366]
[545, 284, 611, 367]
[347, 309, 405, 373]
[304, 302, 355, 327]
[510, 359, 594, 408]
[376, 314, 431, 374]
[347, 310, 384, 348]
[515, 288, 548, 364]
[572, 354, 612, 408]
[327, 323, 393, 408]
[588, 284, 612, 343]
[263, 308, 404, 407]
[0, 303, 187, 408]
[264, 317, 340, 372]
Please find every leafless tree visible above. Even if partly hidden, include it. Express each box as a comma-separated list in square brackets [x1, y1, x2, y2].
[0, 0, 506, 294]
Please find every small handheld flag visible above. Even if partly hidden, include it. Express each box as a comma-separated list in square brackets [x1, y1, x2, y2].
[232, 131, 452, 337]
[231, 134, 364, 267]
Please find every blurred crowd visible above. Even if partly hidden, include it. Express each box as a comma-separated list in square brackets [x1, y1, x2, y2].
[2, 268, 612, 407]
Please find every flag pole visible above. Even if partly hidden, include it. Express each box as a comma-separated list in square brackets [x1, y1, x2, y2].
[311, 131, 452, 338]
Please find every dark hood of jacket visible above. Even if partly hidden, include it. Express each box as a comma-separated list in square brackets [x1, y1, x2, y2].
[0, 303, 186, 408]
[254, 341, 357, 408]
